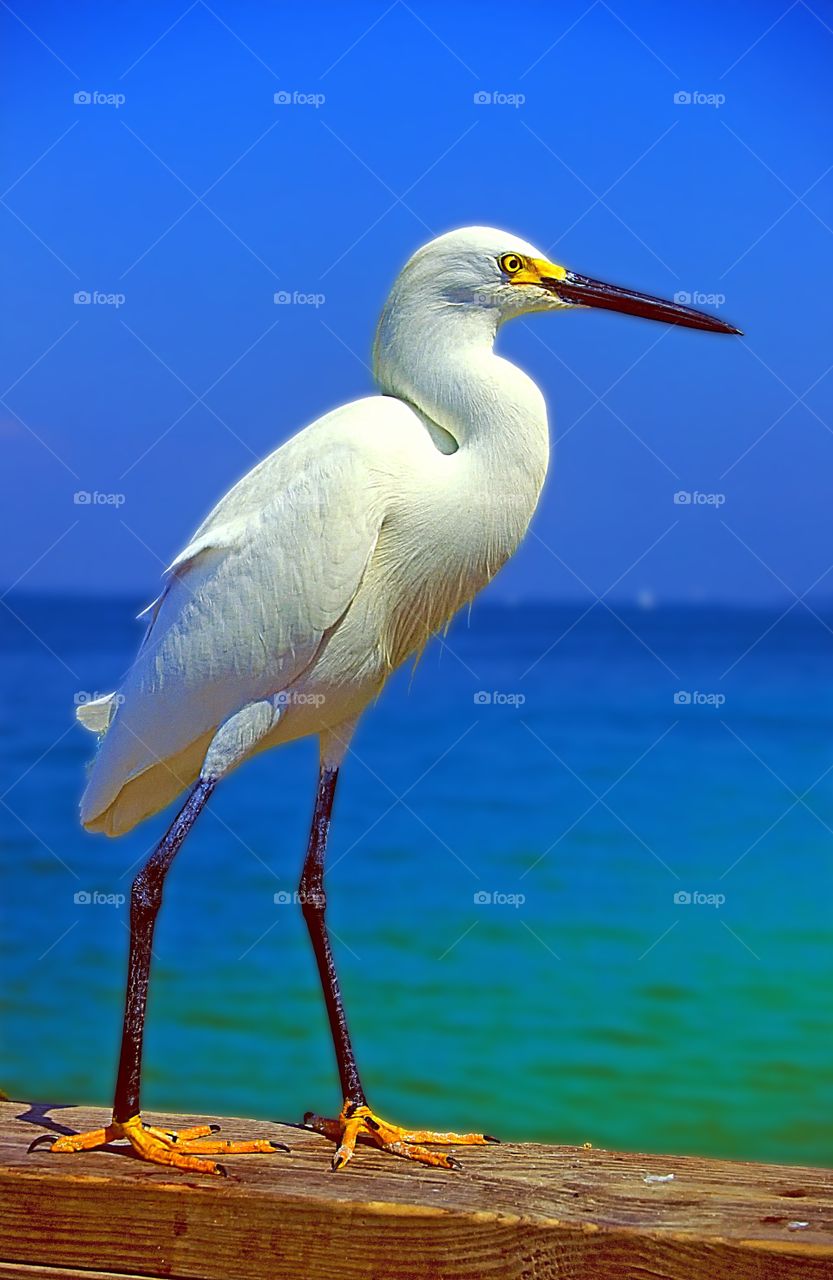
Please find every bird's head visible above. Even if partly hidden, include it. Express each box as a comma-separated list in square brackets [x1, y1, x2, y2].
[388, 226, 742, 335]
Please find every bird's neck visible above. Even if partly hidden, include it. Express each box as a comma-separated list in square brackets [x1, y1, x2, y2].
[373, 301, 548, 468]
[374, 298, 551, 585]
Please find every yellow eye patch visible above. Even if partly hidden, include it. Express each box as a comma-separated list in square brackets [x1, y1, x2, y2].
[499, 254, 568, 286]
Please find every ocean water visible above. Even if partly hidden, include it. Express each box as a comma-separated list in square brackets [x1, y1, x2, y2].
[1, 593, 832, 1167]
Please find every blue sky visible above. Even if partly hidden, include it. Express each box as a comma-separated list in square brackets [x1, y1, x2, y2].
[2, 0, 832, 604]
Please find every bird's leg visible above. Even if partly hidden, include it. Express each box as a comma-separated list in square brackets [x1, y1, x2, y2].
[299, 764, 498, 1172]
[298, 766, 366, 1107]
[29, 777, 287, 1174]
[113, 779, 217, 1127]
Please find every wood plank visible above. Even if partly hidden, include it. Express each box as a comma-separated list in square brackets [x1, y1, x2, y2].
[2, 1102, 832, 1279]
[0, 1264, 150, 1280]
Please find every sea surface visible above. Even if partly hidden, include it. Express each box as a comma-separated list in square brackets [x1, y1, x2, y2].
[1, 594, 832, 1167]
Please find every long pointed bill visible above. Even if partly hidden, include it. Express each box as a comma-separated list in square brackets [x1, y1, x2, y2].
[540, 268, 742, 335]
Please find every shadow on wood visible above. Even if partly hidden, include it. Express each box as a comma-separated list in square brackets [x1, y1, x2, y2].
[1, 1102, 832, 1279]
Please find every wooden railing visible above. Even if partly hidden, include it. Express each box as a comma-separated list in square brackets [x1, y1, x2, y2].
[1, 1102, 832, 1278]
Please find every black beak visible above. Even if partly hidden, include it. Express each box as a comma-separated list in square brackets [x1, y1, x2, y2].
[543, 271, 742, 335]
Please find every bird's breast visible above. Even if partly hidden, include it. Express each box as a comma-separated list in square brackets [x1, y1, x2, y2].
[363, 446, 547, 672]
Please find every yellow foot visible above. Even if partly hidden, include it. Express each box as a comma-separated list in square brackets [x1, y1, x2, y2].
[303, 1100, 499, 1172]
[28, 1115, 290, 1176]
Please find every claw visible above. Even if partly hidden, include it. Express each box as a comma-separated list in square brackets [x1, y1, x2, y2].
[27, 1134, 57, 1153]
[209, 1124, 221, 1134]
[269, 1140, 291, 1153]
[308, 1101, 496, 1172]
[32, 1117, 282, 1173]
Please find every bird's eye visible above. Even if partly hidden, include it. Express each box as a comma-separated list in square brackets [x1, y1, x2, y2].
[499, 253, 524, 276]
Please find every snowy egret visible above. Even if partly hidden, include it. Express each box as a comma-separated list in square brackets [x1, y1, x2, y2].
[31, 227, 740, 1175]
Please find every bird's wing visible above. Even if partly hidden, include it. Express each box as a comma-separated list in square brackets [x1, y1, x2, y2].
[79, 398, 401, 830]
[134, 523, 239, 651]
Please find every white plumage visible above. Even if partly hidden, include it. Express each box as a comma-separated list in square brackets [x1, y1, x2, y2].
[30, 223, 745, 1179]
[77, 226, 738, 836]
[79, 230, 551, 835]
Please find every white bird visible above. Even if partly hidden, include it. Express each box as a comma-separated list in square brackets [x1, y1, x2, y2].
[31, 227, 740, 1175]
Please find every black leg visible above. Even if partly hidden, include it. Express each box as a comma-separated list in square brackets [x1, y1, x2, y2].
[299, 766, 366, 1106]
[112, 777, 216, 1124]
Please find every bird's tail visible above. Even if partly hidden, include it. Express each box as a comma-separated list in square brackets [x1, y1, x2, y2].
[75, 692, 120, 735]
[76, 690, 212, 837]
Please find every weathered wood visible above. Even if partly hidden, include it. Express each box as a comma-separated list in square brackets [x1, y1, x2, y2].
[1, 1102, 832, 1279]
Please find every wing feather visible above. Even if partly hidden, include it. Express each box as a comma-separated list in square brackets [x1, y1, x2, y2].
[80, 401, 393, 830]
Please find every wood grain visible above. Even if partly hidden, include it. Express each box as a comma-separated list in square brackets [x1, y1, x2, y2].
[2, 1102, 832, 1279]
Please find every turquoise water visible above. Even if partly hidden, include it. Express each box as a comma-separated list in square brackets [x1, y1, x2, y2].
[1, 594, 832, 1166]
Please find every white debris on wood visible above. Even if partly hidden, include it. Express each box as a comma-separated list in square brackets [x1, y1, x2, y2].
[787, 1221, 810, 1230]
[643, 1173, 675, 1185]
